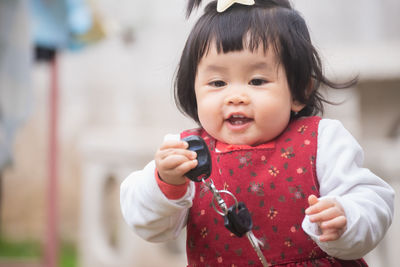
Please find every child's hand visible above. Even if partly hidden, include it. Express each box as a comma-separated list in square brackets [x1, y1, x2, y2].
[155, 140, 198, 185]
[305, 195, 347, 242]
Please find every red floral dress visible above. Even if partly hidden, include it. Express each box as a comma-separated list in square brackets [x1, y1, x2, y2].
[181, 117, 367, 267]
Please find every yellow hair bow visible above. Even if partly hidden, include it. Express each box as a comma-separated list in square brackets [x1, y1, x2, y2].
[217, 0, 255, 12]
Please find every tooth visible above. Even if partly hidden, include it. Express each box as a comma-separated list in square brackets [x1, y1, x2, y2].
[232, 114, 244, 118]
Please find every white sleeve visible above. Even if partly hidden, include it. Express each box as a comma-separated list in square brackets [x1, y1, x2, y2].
[120, 134, 195, 243]
[302, 119, 395, 260]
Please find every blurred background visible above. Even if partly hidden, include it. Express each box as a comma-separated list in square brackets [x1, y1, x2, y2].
[0, 0, 399, 266]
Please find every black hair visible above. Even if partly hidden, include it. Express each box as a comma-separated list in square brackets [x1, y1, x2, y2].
[175, 0, 357, 123]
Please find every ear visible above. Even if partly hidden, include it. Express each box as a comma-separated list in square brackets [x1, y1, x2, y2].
[291, 100, 305, 113]
[291, 79, 312, 113]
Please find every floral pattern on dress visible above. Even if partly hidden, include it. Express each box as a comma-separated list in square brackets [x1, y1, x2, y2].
[267, 207, 278, 219]
[248, 181, 265, 196]
[298, 125, 308, 134]
[281, 147, 295, 159]
[185, 117, 366, 266]
[268, 165, 280, 176]
[236, 152, 253, 168]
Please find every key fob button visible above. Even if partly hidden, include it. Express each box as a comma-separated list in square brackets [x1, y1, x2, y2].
[182, 135, 212, 182]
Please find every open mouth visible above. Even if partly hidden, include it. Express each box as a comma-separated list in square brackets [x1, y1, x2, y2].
[226, 114, 253, 125]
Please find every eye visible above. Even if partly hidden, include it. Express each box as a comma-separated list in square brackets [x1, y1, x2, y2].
[249, 78, 267, 86]
[209, 80, 226, 87]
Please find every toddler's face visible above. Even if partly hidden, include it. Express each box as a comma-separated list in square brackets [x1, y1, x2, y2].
[194, 43, 304, 146]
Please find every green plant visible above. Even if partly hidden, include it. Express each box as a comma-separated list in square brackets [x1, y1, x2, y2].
[0, 237, 77, 267]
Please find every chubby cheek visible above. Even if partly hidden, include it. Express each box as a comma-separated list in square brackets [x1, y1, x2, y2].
[197, 103, 218, 132]
[196, 96, 221, 134]
[258, 101, 291, 135]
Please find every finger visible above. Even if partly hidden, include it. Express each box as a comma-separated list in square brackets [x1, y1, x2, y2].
[160, 159, 198, 182]
[309, 207, 343, 223]
[177, 159, 198, 175]
[305, 195, 319, 215]
[160, 154, 196, 170]
[306, 198, 335, 215]
[319, 228, 343, 242]
[320, 215, 347, 230]
[159, 140, 188, 150]
[157, 148, 197, 161]
[308, 195, 319, 206]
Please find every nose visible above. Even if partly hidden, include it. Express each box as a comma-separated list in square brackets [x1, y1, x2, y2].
[224, 90, 250, 105]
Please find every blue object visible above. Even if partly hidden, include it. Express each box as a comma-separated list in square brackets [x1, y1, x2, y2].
[0, 0, 33, 169]
[31, 0, 92, 49]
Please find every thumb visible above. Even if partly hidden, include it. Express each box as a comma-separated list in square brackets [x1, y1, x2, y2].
[308, 194, 319, 207]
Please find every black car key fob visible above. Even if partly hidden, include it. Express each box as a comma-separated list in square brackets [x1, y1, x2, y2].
[224, 202, 253, 237]
[182, 135, 212, 182]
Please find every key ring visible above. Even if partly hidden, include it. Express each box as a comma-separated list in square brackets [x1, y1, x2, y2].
[202, 178, 239, 216]
[211, 190, 239, 216]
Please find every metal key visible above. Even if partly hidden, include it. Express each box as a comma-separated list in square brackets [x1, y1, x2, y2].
[206, 181, 269, 267]
[224, 202, 270, 267]
[246, 231, 270, 267]
[183, 135, 269, 267]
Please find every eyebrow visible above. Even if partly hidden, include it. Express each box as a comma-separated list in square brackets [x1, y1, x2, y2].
[202, 64, 229, 73]
[203, 62, 271, 72]
[247, 62, 272, 71]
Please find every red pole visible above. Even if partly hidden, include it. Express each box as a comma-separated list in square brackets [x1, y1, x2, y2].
[45, 53, 59, 267]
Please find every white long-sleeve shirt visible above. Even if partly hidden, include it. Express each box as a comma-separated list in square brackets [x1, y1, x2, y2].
[120, 119, 395, 260]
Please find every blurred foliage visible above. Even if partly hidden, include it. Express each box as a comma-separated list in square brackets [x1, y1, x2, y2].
[0, 237, 77, 267]
[59, 243, 77, 267]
